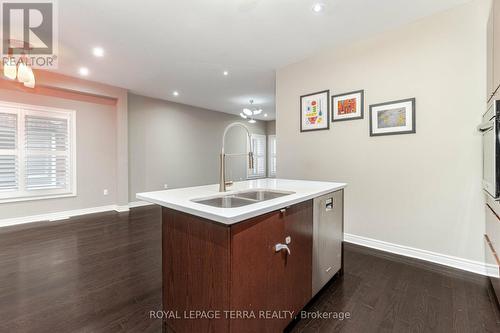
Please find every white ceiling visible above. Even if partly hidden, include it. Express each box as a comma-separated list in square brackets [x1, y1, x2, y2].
[55, 0, 470, 120]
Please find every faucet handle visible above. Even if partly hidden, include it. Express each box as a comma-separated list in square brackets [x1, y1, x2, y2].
[248, 152, 254, 170]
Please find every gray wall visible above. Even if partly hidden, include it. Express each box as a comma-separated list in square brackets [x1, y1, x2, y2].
[276, 0, 488, 262]
[128, 93, 267, 201]
[0, 89, 118, 219]
[266, 120, 276, 135]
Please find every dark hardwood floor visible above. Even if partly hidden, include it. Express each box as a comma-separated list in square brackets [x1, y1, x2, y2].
[0, 205, 499, 333]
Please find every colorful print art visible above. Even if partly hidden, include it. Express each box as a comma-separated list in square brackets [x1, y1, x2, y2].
[332, 90, 364, 122]
[369, 98, 416, 136]
[300, 90, 329, 132]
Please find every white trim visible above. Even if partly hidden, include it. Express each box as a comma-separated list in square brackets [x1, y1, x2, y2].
[1, 211, 490, 277]
[0, 201, 157, 228]
[267, 135, 276, 178]
[0, 193, 76, 204]
[486, 263, 500, 278]
[344, 233, 488, 276]
[0, 205, 117, 228]
[129, 200, 154, 208]
[114, 205, 130, 212]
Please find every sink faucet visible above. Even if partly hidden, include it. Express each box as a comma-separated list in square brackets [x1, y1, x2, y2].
[220, 122, 254, 192]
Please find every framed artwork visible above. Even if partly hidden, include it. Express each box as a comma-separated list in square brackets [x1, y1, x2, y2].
[332, 90, 364, 122]
[369, 98, 416, 137]
[300, 90, 330, 132]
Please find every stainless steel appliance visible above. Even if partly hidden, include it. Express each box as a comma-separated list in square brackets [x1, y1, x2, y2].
[312, 190, 343, 296]
[479, 100, 500, 198]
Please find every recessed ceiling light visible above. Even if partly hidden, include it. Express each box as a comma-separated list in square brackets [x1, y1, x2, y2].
[223, 70, 229, 76]
[92, 47, 104, 57]
[264, 113, 268, 117]
[79, 67, 89, 76]
[312, 2, 325, 13]
[173, 91, 179, 96]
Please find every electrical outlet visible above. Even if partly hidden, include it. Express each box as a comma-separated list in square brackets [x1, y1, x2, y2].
[103, 189, 109, 196]
[164, 184, 168, 189]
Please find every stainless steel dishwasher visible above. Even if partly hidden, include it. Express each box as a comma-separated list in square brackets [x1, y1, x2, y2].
[312, 190, 343, 296]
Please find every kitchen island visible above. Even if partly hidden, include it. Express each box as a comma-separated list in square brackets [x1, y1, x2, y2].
[137, 178, 346, 333]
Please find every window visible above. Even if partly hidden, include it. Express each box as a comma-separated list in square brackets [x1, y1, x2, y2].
[0, 102, 76, 203]
[247, 134, 266, 179]
[268, 135, 276, 177]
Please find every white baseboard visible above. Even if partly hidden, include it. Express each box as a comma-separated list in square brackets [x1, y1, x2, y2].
[1, 208, 491, 277]
[0, 201, 156, 228]
[344, 233, 488, 276]
[486, 263, 500, 278]
[0, 205, 118, 228]
[114, 205, 130, 212]
[128, 200, 154, 208]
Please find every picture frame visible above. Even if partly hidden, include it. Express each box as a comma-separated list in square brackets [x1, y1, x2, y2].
[300, 90, 330, 132]
[332, 90, 364, 122]
[369, 98, 416, 137]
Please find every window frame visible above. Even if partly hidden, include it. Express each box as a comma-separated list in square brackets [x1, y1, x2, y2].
[247, 133, 267, 179]
[0, 102, 77, 204]
[268, 135, 276, 178]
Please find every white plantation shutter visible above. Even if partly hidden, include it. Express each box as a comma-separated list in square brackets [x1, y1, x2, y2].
[268, 135, 276, 177]
[0, 112, 17, 149]
[0, 103, 75, 202]
[25, 116, 69, 190]
[0, 112, 18, 191]
[248, 134, 266, 178]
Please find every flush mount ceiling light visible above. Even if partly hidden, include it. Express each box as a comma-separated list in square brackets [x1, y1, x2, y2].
[92, 47, 104, 57]
[79, 67, 89, 76]
[264, 113, 268, 117]
[173, 91, 179, 96]
[240, 99, 263, 123]
[223, 70, 229, 76]
[312, 2, 325, 13]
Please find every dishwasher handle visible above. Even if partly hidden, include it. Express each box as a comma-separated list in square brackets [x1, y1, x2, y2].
[325, 197, 334, 211]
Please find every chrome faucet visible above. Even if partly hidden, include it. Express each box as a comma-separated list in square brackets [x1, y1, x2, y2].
[220, 122, 254, 192]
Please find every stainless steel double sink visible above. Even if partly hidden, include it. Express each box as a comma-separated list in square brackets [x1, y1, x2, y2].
[192, 189, 295, 208]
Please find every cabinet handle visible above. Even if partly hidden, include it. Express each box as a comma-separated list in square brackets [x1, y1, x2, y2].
[280, 208, 286, 214]
[275, 243, 291, 255]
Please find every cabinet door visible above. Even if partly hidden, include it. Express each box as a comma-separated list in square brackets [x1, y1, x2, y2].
[494, 0, 500, 96]
[230, 210, 287, 333]
[488, 4, 495, 101]
[282, 201, 313, 315]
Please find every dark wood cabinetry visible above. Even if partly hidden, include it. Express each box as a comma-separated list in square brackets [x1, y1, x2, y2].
[161, 200, 316, 333]
[161, 208, 231, 333]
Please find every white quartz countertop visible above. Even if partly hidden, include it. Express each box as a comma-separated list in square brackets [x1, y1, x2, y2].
[136, 178, 347, 225]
